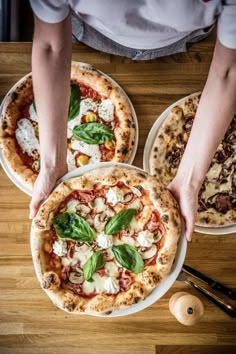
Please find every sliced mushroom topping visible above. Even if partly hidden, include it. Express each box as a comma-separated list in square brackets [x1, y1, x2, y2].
[105, 208, 115, 217]
[140, 245, 157, 260]
[130, 186, 142, 197]
[94, 212, 110, 232]
[69, 271, 84, 284]
[76, 204, 91, 217]
[123, 193, 133, 203]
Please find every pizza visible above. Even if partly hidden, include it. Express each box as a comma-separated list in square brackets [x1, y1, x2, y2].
[31, 166, 181, 315]
[149, 92, 236, 227]
[0, 62, 136, 190]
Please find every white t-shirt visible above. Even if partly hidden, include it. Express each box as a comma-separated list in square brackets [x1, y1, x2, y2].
[30, 0, 236, 50]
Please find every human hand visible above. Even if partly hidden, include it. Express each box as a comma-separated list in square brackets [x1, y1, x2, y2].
[29, 164, 68, 219]
[168, 177, 199, 242]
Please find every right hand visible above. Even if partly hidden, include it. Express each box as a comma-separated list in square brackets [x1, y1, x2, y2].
[29, 164, 68, 219]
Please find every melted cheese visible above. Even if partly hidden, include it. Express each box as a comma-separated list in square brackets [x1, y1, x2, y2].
[66, 150, 76, 171]
[66, 199, 79, 212]
[104, 261, 119, 277]
[61, 245, 93, 267]
[93, 197, 106, 212]
[29, 103, 38, 122]
[203, 157, 234, 200]
[70, 140, 101, 163]
[82, 273, 108, 295]
[98, 99, 114, 122]
[15, 118, 39, 158]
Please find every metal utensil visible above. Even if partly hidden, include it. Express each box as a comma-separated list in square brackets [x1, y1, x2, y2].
[177, 271, 236, 318]
[182, 264, 236, 301]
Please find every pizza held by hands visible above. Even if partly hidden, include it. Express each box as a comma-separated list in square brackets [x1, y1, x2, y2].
[149, 93, 236, 227]
[31, 166, 181, 314]
[0, 62, 136, 190]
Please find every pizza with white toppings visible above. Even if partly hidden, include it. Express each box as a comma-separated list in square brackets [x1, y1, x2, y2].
[0, 62, 136, 191]
[149, 93, 236, 227]
[31, 166, 181, 315]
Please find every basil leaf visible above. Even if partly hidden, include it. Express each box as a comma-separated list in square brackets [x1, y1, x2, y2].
[105, 209, 136, 235]
[52, 212, 94, 242]
[83, 250, 104, 281]
[112, 244, 144, 274]
[73, 122, 115, 144]
[68, 82, 81, 121]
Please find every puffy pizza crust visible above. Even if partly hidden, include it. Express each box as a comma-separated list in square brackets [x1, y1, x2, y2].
[149, 92, 236, 227]
[31, 166, 182, 315]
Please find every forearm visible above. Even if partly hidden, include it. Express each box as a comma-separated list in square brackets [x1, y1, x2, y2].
[32, 15, 72, 171]
[176, 41, 236, 191]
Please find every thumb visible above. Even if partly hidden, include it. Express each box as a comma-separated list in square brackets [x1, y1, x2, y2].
[29, 191, 47, 219]
[184, 214, 195, 242]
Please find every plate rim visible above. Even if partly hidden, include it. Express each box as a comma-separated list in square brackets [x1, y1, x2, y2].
[143, 92, 236, 235]
[0, 62, 139, 196]
[48, 162, 187, 317]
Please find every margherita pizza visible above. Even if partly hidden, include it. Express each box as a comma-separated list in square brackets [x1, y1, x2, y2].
[149, 93, 236, 227]
[0, 62, 136, 190]
[31, 166, 181, 315]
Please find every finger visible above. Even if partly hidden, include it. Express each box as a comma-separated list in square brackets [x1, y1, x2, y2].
[29, 191, 47, 219]
[184, 215, 195, 242]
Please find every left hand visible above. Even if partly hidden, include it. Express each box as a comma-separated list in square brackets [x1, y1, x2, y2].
[168, 177, 199, 242]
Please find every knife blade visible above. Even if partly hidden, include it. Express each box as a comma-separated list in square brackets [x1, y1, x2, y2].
[182, 264, 236, 301]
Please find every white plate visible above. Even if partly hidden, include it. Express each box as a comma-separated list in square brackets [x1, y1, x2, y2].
[143, 93, 236, 236]
[0, 63, 139, 196]
[56, 162, 187, 317]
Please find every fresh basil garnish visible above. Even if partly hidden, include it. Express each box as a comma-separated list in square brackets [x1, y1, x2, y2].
[73, 122, 115, 144]
[105, 209, 136, 235]
[52, 212, 94, 242]
[83, 250, 104, 281]
[68, 82, 81, 121]
[112, 244, 144, 274]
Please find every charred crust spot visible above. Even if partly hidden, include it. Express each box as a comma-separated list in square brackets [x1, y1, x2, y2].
[159, 134, 163, 139]
[161, 215, 169, 223]
[131, 141, 134, 146]
[120, 147, 128, 155]
[137, 172, 147, 179]
[140, 287, 144, 294]
[155, 194, 160, 200]
[154, 147, 158, 152]
[42, 273, 55, 289]
[132, 124, 135, 128]
[65, 303, 75, 312]
[107, 86, 112, 90]
[158, 257, 163, 265]
[105, 310, 112, 315]
[2, 120, 7, 130]
[172, 217, 178, 227]
[134, 297, 141, 304]
[154, 155, 157, 158]
[11, 92, 18, 101]
[164, 126, 171, 134]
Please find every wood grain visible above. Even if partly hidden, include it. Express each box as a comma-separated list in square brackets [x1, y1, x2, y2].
[0, 32, 236, 354]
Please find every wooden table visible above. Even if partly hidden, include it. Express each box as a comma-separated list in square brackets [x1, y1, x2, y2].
[0, 35, 236, 354]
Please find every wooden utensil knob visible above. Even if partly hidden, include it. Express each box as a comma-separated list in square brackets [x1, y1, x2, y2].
[169, 292, 204, 326]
